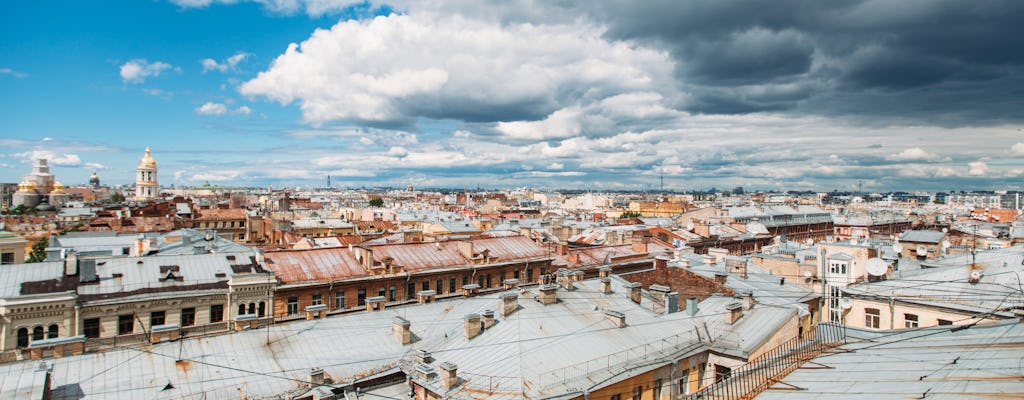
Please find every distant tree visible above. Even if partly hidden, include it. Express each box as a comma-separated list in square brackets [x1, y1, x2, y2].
[368, 198, 384, 207]
[620, 211, 642, 219]
[28, 236, 48, 263]
[111, 192, 125, 203]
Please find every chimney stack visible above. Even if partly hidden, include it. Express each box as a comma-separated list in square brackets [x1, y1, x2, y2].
[439, 362, 458, 391]
[502, 278, 520, 290]
[598, 266, 612, 278]
[649, 284, 670, 305]
[665, 292, 679, 314]
[654, 255, 670, 270]
[685, 297, 699, 316]
[740, 290, 756, 311]
[725, 302, 743, 324]
[392, 316, 411, 345]
[605, 309, 626, 328]
[64, 251, 79, 276]
[625, 282, 642, 304]
[727, 258, 748, 279]
[417, 290, 437, 304]
[462, 284, 481, 297]
[309, 367, 326, 386]
[481, 309, 495, 329]
[415, 349, 433, 364]
[464, 314, 482, 339]
[714, 272, 727, 285]
[600, 277, 612, 294]
[538, 284, 559, 305]
[500, 293, 518, 317]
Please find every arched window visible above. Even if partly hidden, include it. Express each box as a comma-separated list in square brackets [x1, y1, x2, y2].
[378, 287, 386, 298]
[16, 328, 29, 348]
[388, 285, 397, 301]
[32, 326, 44, 341]
[238, 304, 246, 316]
[257, 301, 266, 317]
[248, 303, 255, 315]
[48, 324, 58, 339]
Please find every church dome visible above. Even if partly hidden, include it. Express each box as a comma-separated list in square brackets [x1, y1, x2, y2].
[138, 147, 157, 168]
[52, 181, 65, 192]
[89, 171, 100, 186]
[17, 179, 36, 193]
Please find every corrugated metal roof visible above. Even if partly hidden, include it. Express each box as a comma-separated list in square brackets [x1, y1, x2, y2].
[263, 247, 363, 284]
[898, 230, 945, 244]
[0, 262, 65, 298]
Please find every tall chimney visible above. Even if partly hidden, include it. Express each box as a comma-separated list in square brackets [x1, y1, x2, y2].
[600, 277, 612, 294]
[725, 302, 743, 324]
[463, 314, 482, 339]
[392, 316, 411, 345]
[538, 284, 559, 305]
[665, 292, 679, 314]
[686, 297, 699, 316]
[64, 251, 79, 276]
[439, 362, 458, 390]
[625, 282, 642, 304]
[500, 293, 518, 317]
[481, 309, 495, 329]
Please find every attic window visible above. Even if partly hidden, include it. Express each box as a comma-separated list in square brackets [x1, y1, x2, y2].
[225, 255, 236, 261]
[137, 260, 144, 265]
[214, 272, 226, 278]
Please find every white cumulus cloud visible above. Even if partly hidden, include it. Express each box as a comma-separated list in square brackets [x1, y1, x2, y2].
[119, 59, 177, 83]
[195, 102, 229, 116]
[968, 160, 989, 176]
[885, 147, 947, 162]
[201, 52, 251, 73]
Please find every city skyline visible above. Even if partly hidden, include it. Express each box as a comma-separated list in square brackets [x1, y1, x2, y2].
[2, 1, 1024, 191]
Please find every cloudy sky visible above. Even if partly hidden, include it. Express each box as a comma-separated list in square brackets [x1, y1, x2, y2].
[2, 0, 1023, 192]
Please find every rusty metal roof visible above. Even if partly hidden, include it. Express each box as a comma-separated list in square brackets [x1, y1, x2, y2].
[263, 247, 364, 284]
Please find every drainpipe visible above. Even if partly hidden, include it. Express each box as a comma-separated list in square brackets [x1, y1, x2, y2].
[889, 296, 895, 330]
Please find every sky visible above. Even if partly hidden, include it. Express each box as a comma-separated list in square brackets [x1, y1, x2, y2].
[1, 0, 1023, 192]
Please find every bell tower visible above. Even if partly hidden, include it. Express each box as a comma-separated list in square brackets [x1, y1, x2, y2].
[135, 147, 159, 200]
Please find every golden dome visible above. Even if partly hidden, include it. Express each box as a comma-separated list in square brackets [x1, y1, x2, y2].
[17, 179, 36, 193]
[90, 171, 99, 179]
[138, 147, 157, 168]
[52, 181, 65, 192]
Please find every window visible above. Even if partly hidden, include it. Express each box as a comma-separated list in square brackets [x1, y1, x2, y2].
[83, 318, 100, 338]
[181, 308, 196, 327]
[486, 274, 492, 288]
[714, 364, 732, 383]
[477, 275, 485, 288]
[632, 385, 642, 400]
[1, 252, 14, 264]
[462, 276, 469, 286]
[335, 291, 346, 309]
[389, 285, 397, 301]
[311, 294, 323, 306]
[865, 308, 880, 329]
[610, 395, 621, 400]
[378, 287, 387, 298]
[653, 379, 662, 399]
[287, 296, 299, 315]
[904, 313, 919, 328]
[450, 278, 457, 293]
[513, 270, 520, 280]
[118, 315, 134, 335]
[151, 311, 166, 327]
[526, 267, 533, 282]
[407, 282, 415, 300]
[48, 324, 59, 339]
[248, 303, 256, 314]
[258, 302, 266, 317]
[210, 305, 224, 323]
[436, 279, 444, 294]
[500, 271, 506, 282]
[17, 328, 28, 348]
[357, 288, 366, 306]
[422, 281, 430, 291]
[238, 304, 246, 316]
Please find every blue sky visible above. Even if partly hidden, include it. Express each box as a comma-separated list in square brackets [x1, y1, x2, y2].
[2, 1, 1023, 191]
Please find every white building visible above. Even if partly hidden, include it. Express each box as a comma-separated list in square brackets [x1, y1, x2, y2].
[134, 147, 159, 200]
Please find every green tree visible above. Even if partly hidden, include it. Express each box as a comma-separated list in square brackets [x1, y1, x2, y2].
[28, 236, 48, 263]
[111, 192, 125, 203]
[368, 198, 384, 207]
[619, 211, 642, 219]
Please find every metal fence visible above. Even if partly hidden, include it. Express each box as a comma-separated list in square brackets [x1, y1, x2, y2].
[683, 323, 847, 400]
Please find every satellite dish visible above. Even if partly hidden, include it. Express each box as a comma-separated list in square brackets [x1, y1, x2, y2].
[916, 245, 928, 256]
[805, 238, 814, 245]
[942, 240, 951, 249]
[893, 243, 904, 253]
[970, 270, 983, 281]
[802, 270, 813, 278]
[865, 258, 889, 277]
[840, 298, 853, 309]
[941, 227, 948, 233]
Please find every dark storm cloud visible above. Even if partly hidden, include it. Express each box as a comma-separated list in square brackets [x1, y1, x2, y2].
[587, 0, 1024, 123]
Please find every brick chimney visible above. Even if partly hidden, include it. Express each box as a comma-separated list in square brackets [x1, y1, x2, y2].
[462, 284, 480, 297]
[439, 362, 458, 390]
[654, 255, 670, 270]
[714, 272, 727, 285]
[725, 302, 743, 324]
[502, 278, 520, 290]
[481, 309, 495, 329]
[464, 314, 482, 339]
[600, 277, 612, 294]
[741, 290, 755, 311]
[415, 349, 433, 364]
[625, 282, 642, 304]
[726, 258, 748, 279]
[605, 309, 626, 328]
[309, 367, 326, 385]
[392, 316, 411, 345]
[417, 290, 437, 304]
[708, 248, 728, 264]
[500, 293, 518, 317]
[457, 241, 475, 259]
[538, 284, 559, 305]
[649, 284, 670, 305]
[598, 266, 612, 278]
[558, 271, 575, 291]
[631, 237, 648, 253]
[557, 243, 569, 255]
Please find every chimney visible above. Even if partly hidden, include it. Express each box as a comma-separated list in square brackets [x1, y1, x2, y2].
[625, 282, 642, 304]
[726, 258, 748, 279]
[414, 363, 437, 380]
[708, 248, 728, 263]
[567, 253, 580, 264]
[417, 290, 437, 304]
[392, 316, 411, 345]
[741, 290, 755, 311]
[403, 230, 423, 243]
[557, 243, 569, 255]
[654, 255, 670, 270]
[309, 367, 326, 386]
[558, 271, 575, 291]
[253, 248, 265, 266]
[538, 284, 559, 305]
[665, 292, 679, 314]
[649, 284, 670, 305]
[439, 362, 458, 390]
[686, 297, 699, 316]
[502, 278, 520, 290]
[598, 266, 612, 278]
[457, 241, 475, 259]
[701, 254, 716, 265]
[462, 284, 480, 297]
[605, 309, 626, 328]
[725, 302, 743, 324]
[481, 309, 495, 329]
[678, 259, 691, 268]
[500, 293, 518, 317]
[600, 277, 612, 294]
[571, 270, 584, 282]
[415, 349, 434, 364]
[64, 251, 79, 276]
[714, 272, 727, 285]
[631, 237, 648, 253]
[464, 314, 482, 339]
